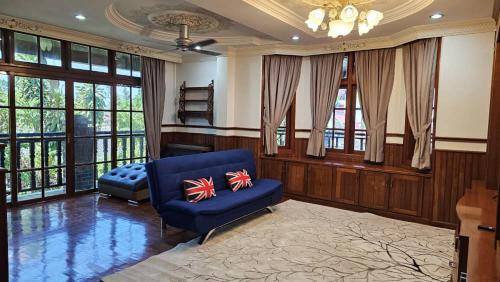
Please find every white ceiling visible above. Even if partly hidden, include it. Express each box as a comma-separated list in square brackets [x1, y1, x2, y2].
[0, 0, 495, 54]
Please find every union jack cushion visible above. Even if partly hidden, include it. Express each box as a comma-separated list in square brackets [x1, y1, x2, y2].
[225, 169, 253, 192]
[183, 177, 216, 203]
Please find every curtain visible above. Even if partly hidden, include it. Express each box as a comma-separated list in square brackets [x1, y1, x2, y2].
[306, 53, 344, 157]
[403, 38, 439, 170]
[142, 57, 166, 160]
[262, 55, 302, 155]
[355, 48, 396, 163]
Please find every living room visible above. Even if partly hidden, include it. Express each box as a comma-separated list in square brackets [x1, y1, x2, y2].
[0, 0, 500, 281]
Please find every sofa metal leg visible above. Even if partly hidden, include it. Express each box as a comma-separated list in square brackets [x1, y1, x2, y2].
[160, 218, 167, 237]
[266, 206, 274, 213]
[99, 193, 110, 199]
[127, 200, 140, 206]
[198, 229, 216, 245]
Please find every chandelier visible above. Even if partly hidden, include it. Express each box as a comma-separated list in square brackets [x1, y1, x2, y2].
[304, 1, 383, 38]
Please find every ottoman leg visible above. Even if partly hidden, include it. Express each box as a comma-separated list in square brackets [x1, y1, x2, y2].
[127, 200, 140, 206]
[160, 218, 167, 237]
[198, 228, 216, 245]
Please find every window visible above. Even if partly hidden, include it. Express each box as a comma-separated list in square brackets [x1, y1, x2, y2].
[274, 99, 295, 152]
[0, 74, 10, 202]
[91, 47, 109, 73]
[116, 85, 146, 165]
[324, 53, 366, 154]
[116, 52, 141, 77]
[14, 32, 62, 67]
[71, 44, 90, 70]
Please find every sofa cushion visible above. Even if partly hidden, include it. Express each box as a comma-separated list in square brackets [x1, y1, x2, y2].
[225, 169, 253, 192]
[183, 177, 216, 203]
[163, 179, 281, 216]
[98, 163, 147, 191]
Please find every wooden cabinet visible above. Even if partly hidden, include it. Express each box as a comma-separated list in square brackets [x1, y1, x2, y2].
[285, 162, 306, 195]
[334, 168, 359, 205]
[388, 174, 423, 216]
[260, 159, 284, 182]
[307, 165, 333, 200]
[359, 171, 389, 210]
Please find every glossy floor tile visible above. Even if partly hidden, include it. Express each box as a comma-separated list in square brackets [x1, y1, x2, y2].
[7, 194, 197, 282]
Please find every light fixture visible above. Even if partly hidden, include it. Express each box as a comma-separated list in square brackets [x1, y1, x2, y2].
[75, 14, 86, 21]
[430, 12, 444, 20]
[194, 45, 201, 50]
[305, 1, 383, 38]
[291, 35, 300, 41]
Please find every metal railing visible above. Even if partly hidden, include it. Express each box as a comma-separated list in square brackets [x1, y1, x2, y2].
[0, 131, 146, 194]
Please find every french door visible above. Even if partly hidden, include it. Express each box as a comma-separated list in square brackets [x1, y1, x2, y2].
[0, 73, 145, 205]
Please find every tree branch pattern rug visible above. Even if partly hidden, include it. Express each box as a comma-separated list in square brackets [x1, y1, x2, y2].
[103, 200, 454, 281]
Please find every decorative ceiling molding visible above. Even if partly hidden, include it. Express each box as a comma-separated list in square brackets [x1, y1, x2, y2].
[105, 4, 280, 46]
[242, 0, 434, 37]
[0, 14, 182, 63]
[147, 10, 220, 32]
[228, 17, 496, 56]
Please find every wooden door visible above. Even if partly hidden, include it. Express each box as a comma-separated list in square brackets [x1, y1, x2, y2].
[307, 164, 333, 200]
[285, 162, 306, 196]
[334, 168, 359, 205]
[388, 174, 423, 216]
[359, 171, 389, 210]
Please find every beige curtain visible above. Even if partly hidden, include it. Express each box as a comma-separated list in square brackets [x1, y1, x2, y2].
[355, 48, 396, 163]
[306, 53, 344, 157]
[142, 57, 166, 160]
[403, 38, 439, 170]
[262, 55, 302, 155]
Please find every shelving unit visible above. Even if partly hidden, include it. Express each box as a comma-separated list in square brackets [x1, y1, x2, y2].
[178, 80, 214, 125]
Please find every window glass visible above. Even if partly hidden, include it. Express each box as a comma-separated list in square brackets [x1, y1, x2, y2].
[91, 47, 108, 73]
[40, 37, 61, 67]
[15, 76, 40, 107]
[71, 44, 90, 70]
[14, 33, 38, 63]
[132, 55, 141, 77]
[116, 52, 131, 76]
[353, 91, 366, 151]
[116, 86, 130, 111]
[342, 55, 348, 79]
[325, 88, 347, 150]
[277, 117, 286, 147]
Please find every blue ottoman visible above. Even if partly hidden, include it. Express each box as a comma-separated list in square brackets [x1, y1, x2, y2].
[98, 163, 149, 204]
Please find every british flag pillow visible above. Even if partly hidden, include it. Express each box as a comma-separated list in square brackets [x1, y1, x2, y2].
[183, 177, 216, 203]
[225, 169, 253, 192]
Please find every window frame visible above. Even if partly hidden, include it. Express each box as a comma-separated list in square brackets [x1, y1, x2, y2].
[276, 98, 296, 156]
[70, 42, 111, 74]
[324, 52, 367, 158]
[11, 31, 64, 69]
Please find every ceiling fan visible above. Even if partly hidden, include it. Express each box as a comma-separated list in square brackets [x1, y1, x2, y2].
[168, 24, 221, 56]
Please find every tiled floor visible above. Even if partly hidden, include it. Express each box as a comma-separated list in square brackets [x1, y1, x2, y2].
[7, 194, 197, 282]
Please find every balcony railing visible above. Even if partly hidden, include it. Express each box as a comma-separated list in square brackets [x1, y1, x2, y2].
[0, 131, 146, 196]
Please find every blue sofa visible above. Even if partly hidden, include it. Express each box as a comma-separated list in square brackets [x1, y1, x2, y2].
[145, 149, 282, 244]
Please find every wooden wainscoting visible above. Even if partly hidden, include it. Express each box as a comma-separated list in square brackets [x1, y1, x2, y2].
[161, 131, 486, 227]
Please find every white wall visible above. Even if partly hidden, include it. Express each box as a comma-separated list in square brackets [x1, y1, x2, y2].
[165, 32, 495, 151]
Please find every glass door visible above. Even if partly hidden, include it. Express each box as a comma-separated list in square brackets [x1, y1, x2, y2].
[14, 76, 66, 202]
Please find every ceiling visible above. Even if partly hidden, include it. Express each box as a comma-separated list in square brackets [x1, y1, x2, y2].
[0, 0, 495, 56]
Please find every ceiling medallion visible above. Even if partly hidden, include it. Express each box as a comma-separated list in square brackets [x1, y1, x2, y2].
[147, 10, 220, 33]
[304, 0, 383, 38]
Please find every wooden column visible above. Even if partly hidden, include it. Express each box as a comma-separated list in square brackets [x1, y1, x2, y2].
[0, 143, 7, 282]
[486, 41, 500, 189]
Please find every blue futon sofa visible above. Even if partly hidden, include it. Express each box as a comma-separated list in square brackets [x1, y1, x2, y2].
[145, 149, 283, 244]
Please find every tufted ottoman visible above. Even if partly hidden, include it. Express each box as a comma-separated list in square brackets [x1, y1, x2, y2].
[98, 163, 149, 205]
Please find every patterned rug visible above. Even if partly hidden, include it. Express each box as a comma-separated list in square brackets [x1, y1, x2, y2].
[103, 200, 454, 282]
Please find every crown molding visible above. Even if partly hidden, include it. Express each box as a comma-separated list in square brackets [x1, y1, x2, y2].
[230, 17, 497, 56]
[0, 14, 183, 63]
[242, 0, 433, 38]
[105, 4, 280, 47]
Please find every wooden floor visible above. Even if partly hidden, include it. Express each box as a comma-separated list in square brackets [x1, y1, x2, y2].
[7, 193, 198, 282]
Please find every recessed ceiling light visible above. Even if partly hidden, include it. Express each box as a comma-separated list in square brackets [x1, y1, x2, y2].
[291, 35, 300, 41]
[75, 14, 86, 21]
[194, 45, 201, 50]
[430, 13, 444, 20]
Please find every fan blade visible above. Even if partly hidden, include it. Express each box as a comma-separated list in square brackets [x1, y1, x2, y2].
[188, 39, 217, 49]
[191, 49, 221, 56]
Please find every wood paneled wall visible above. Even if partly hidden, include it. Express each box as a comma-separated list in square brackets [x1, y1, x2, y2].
[161, 131, 487, 226]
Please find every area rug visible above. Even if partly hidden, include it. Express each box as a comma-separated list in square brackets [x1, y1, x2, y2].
[103, 200, 454, 282]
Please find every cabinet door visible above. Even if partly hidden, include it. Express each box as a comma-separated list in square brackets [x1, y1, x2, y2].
[388, 174, 423, 216]
[334, 168, 359, 205]
[260, 159, 284, 182]
[285, 162, 306, 195]
[307, 164, 333, 200]
[359, 171, 389, 210]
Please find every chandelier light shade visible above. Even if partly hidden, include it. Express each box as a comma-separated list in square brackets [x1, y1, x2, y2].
[304, 1, 383, 38]
[305, 8, 326, 31]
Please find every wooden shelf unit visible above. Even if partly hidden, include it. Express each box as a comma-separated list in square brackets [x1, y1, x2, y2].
[178, 80, 214, 125]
